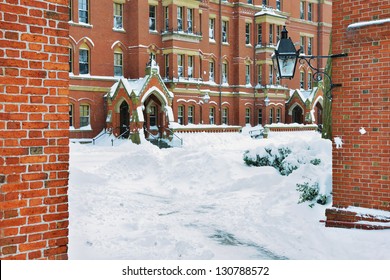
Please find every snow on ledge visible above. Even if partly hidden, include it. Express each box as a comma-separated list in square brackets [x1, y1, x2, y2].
[347, 18, 390, 29]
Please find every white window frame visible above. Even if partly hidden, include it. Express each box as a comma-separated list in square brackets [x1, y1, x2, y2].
[149, 5, 156, 31]
[113, 3, 123, 29]
[80, 104, 90, 127]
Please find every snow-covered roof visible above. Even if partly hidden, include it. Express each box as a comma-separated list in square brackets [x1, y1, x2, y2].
[107, 76, 149, 98]
[288, 87, 319, 103]
[255, 7, 286, 19]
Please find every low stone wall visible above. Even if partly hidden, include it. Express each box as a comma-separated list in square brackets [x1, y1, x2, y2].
[171, 126, 242, 133]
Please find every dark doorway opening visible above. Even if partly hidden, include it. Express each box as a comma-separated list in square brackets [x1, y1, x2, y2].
[120, 101, 129, 138]
[292, 105, 303, 124]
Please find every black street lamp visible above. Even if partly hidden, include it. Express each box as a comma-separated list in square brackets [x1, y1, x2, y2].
[272, 26, 348, 100]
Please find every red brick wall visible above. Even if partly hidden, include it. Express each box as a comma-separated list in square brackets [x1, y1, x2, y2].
[331, 0, 390, 211]
[0, 0, 70, 259]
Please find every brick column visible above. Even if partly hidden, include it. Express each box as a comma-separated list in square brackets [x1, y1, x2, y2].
[326, 0, 390, 228]
[1, 0, 70, 258]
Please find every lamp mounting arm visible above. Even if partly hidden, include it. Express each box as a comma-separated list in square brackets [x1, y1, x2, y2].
[299, 53, 348, 101]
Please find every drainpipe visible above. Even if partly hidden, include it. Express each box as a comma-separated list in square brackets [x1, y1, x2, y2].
[317, 0, 322, 70]
[218, 0, 222, 124]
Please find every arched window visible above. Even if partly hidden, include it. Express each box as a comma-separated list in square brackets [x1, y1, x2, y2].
[222, 61, 228, 84]
[79, 43, 90, 74]
[269, 108, 274, 124]
[300, 70, 305, 89]
[188, 105, 194, 124]
[69, 104, 74, 127]
[258, 108, 263, 125]
[178, 105, 184, 124]
[245, 108, 251, 124]
[114, 47, 123, 76]
[80, 104, 90, 128]
[222, 107, 228, 125]
[69, 48, 73, 73]
[209, 107, 215, 124]
[209, 60, 215, 82]
[276, 108, 281, 123]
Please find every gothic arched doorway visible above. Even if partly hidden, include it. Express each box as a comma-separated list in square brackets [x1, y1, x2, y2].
[315, 102, 323, 125]
[119, 100, 129, 138]
[292, 105, 304, 124]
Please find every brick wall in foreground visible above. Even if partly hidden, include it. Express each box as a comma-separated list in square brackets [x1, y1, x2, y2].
[0, 0, 70, 259]
[327, 0, 390, 228]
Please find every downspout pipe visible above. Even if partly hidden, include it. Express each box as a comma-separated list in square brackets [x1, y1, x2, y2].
[219, 0, 222, 124]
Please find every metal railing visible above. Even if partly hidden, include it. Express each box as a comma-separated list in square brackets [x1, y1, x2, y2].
[165, 127, 183, 147]
[92, 129, 109, 145]
[111, 127, 131, 146]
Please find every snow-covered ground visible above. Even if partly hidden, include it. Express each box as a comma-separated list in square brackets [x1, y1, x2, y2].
[68, 129, 390, 260]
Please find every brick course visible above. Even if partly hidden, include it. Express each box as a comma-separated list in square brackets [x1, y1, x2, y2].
[0, 0, 69, 259]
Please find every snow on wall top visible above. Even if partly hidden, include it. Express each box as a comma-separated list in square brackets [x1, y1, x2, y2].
[347, 18, 390, 29]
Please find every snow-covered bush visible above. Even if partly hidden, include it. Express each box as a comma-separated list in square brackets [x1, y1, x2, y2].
[296, 179, 328, 206]
[296, 181, 319, 203]
[243, 145, 321, 176]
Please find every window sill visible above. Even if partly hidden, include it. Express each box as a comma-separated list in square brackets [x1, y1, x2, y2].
[149, 30, 159, 34]
[69, 21, 93, 28]
[113, 28, 126, 33]
[245, 44, 252, 47]
[222, 42, 229, 46]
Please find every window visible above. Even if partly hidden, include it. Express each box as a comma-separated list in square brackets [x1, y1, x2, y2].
[300, 71, 305, 88]
[114, 51, 123, 76]
[269, 108, 274, 124]
[164, 54, 169, 79]
[276, 108, 281, 123]
[178, 105, 184, 124]
[178, 54, 184, 78]
[80, 104, 90, 127]
[222, 21, 228, 43]
[164, 7, 169, 31]
[188, 56, 193, 78]
[247, 0, 253, 4]
[308, 72, 312, 90]
[276, 25, 281, 42]
[308, 37, 313, 55]
[177, 7, 183, 31]
[79, 0, 89, 24]
[209, 18, 215, 40]
[209, 107, 215, 124]
[300, 36, 306, 54]
[245, 64, 250, 84]
[79, 47, 89, 74]
[69, 104, 73, 126]
[222, 62, 228, 84]
[149, 6, 156, 31]
[257, 24, 262, 45]
[308, 3, 313, 21]
[258, 109, 263, 125]
[222, 108, 228, 125]
[209, 60, 214, 82]
[262, 0, 267, 5]
[69, 48, 73, 72]
[187, 8, 193, 33]
[276, 0, 281, 11]
[300, 1, 305, 20]
[114, 3, 123, 29]
[188, 106, 194, 124]
[69, 0, 73, 21]
[257, 64, 262, 84]
[245, 23, 251, 44]
[269, 65, 274, 85]
[245, 108, 251, 124]
[269, 24, 274, 44]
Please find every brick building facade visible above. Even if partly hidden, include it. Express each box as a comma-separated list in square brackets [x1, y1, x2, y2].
[68, 0, 331, 140]
[326, 0, 390, 229]
[0, 0, 70, 259]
